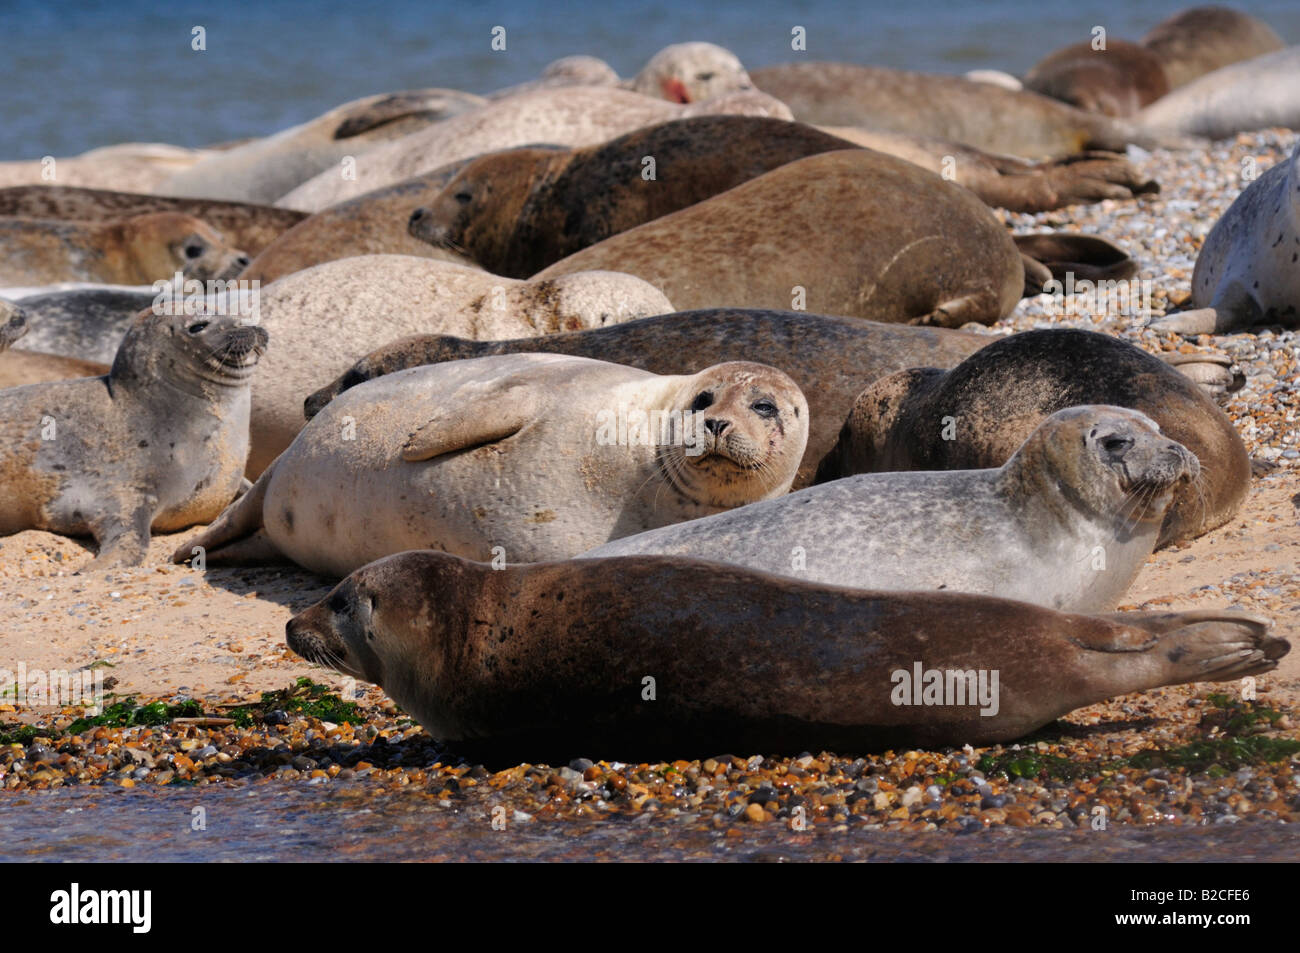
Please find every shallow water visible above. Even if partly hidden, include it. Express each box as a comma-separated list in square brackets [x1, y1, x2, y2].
[5, 0, 1300, 157]
[3, 784, 1296, 862]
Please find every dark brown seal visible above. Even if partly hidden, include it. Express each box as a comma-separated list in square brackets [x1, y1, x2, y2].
[410, 116, 1154, 278]
[1141, 5, 1285, 90]
[814, 328, 1250, 547]
[238, 157, 482, 285]
[287, 550, 1286, 762]
[530, 151, 1025, 325]
[1024, 38, 1171, 116]
[303, 309, 992, 487]
[0, 186, 305, 255]
[409, 118, 863, 278]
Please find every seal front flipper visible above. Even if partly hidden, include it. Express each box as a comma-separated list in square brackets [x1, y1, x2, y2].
[304, 334, 492, 420]
[82, 502, 156, 571]
[400, 388, 532, 462]
[172, 463, 275, 566]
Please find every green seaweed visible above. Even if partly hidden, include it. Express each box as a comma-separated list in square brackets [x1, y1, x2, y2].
[66, 697, 205, 734]
[227, 677, 363, 727]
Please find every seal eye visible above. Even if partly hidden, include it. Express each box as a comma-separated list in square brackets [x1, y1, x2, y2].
[1102, 436, 1133, 454]
[328, 592, 350, 615]
[454, 192, 472, 205]
[183, 242, 205, 259]
[751, 399, 778, 418]
[186, 321, 209, 335]
[691, 391, 714, 412]
[696, 71, 715, 81]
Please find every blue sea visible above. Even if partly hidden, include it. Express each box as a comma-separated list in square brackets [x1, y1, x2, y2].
[3, 0, 1299, 159]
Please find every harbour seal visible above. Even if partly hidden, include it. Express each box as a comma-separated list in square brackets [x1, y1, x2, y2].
[1024, 38, 1171, 116]
[277, 86, 793, 213]
[0, 310, 267, 569]
[176, 354, 808, 575]
[0, 297, 28, 351]
[237, 157, 485, 285]
[585, 406, 1197, 613]
[287, 550, 1285, 760]
[0, 143, 212, 193]
[1135, 45, 1300, 138]
[814, 127, 1157, 212]
[161, 89, 486, 204]
[232, 254, 674, 476]
[813, 328, 1250, 547]
[408, 117, 1154, 278]
[303, 309, 990, 487]
[531, 150, 1024, 325]
[1142, 6, 1285, 90]
[407, 118, 862, 278]
[0, 349, 110, 389]
[1155, 138, 1300, 334]
[628, 41, 753, 103]
[486, 55, 620, 100]
[0, 213, 249, 286]
[0, 186, 306, 255]
[750, 62, 1176, 158]
[3, 286, 157, 364]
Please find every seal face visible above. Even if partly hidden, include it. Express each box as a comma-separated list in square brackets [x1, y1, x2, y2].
[815, 327, 1250, 546]
[0, 309, 267, 569]
[584, 406, 1196, 613]
[285, 550, 1287, 761]
[0, 212, 249, 286]
[0, 297, 29, 351]
[176, 354, 807, 577]
[629, 41, 754, 103]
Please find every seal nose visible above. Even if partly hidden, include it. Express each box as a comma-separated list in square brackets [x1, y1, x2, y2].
[233, 255, 250, 269]
[409, 207, 427, 225]
[704, 417, 730, 436]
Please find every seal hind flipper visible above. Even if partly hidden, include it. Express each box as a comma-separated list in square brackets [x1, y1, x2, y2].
[1013, 233, 1138, 286]
[1093, 610, 1283, 685]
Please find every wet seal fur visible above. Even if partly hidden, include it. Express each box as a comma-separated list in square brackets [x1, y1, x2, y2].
[287, 550, 1286, 761]
[532, 150, 1024, 326]
[1157, 138, 1300, 334]
[813, 328, 1250, 547]
[0, 186, 306, 255]
[304, 309, 991, 487]
[0, 212, 249, 285]
[234, 254, 674, 476]
[176, 354, 807, 575]
[0, 311, 267, 569]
